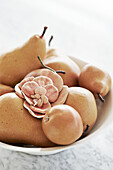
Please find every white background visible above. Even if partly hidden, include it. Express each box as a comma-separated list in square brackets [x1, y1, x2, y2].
[0, 0, 113, 75]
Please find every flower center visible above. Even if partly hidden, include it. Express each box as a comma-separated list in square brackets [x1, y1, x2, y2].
[31, 86, 48, 107]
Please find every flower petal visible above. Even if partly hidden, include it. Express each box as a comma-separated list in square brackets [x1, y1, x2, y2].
[18, 77, 34, 89]
[35, 86, 47, 95]
[41, 95, 48, 104]
[24, 101, 45, 118]
[34, 76, 53, 86]
[45, 84, 59, 102]
[52, 85, 69, 106]
[15, 83, 24, 98]
[29, 102, 51, 114]
[21, 81, 39, 97]
[22, 92, 34, 105]
[41, 69, 63, 92]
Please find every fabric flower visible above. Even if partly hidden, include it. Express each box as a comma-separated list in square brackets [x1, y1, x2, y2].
[15, 69, 68, 118]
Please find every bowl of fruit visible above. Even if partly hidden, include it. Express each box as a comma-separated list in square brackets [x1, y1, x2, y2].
[0, 27, 112, 155]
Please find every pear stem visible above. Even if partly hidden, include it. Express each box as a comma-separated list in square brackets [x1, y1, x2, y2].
[56, 70, 66, 74]
[40, 26, 48, 39]
[37, 56, 66, 74]
[37, 56, 56, 73]
[48, 35, 53, 46]
[97, 93, 105, 103]
[83, 124, 89, 134]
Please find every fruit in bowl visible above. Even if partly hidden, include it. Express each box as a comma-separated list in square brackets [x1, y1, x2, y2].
[0, 27, 112, 155]
[42, 104, 83, 145]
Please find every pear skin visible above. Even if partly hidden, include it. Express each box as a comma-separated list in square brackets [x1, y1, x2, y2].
[65, 87, 97, 135]
[42, 105, 83, 145]
[78, 64, 112, 100]
[0, 92, 55, 147]
[44, 56, 80, 87]
[0, 28, 47, 87]
[0, 84, 14, 96]
[25, 68, 42, 78]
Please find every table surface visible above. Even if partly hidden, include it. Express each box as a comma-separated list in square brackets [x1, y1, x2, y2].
[0, 0, 113, 169]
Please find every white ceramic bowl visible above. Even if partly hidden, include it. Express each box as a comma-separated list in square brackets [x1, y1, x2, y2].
[0, 56, 112, 155]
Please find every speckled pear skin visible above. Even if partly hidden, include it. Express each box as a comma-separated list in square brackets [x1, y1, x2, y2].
[78, 64, 112, 99]
[0, 92, 55, 147]
[44, 48, 81, 87]
[44, 56, 80, 87]
[0, 84, 14, 96]
[42, 105, 83, 145]
[0, 34, 46, 87]
[65, 87, 97, 135]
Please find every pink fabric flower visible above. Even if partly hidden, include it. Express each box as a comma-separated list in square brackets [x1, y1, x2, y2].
[15, 69, 68, 118]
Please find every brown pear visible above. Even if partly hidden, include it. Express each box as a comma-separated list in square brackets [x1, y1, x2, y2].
[65, 87, 97, 135]
[0, 27, 47, 87]
[42, 104, 83, 145]
[44, 51, 80, 87]
[78, 64, 112, 102]
[0, 92, 55, 147]
[0, 84, 14, 96]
